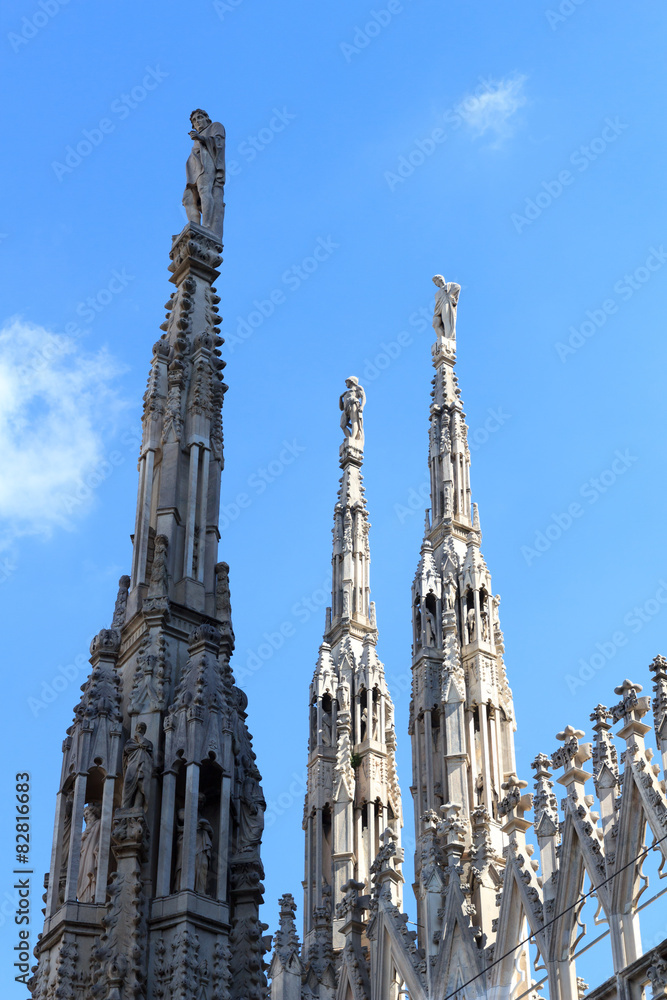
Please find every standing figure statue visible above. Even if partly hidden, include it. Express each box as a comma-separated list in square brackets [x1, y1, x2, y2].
[432, 275, 462, 341]
[183, 109, 226, 239]
[194, 795, 214, 896]
[77, 803, 102, 902]
[121, 722, 154, 810]
[339, 376, 366, 447]
[238, 754, 265, 851]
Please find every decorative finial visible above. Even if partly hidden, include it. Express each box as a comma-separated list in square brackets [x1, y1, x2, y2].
[339, 376, 365, 454]
[183, 109, 226, 239]
[432, 274, 461, 342]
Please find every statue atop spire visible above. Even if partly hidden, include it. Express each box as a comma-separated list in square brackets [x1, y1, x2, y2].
[432, 274, 461, 342]
[183, 109, 226, 238]
[339, 375, 365, 452]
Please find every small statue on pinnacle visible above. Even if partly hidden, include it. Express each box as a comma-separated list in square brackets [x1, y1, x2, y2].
[339, 376, 365, 448]
[432, 274, 461, 341]
[183, 109, 226, 239]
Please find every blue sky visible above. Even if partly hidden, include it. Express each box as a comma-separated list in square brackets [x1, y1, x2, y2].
[2, 0, 667, 988]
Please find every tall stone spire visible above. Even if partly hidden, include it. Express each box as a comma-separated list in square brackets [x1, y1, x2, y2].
[30, 112, 268, 1000]
[410, 275, 517, 959]
[299, 377, 403, 973]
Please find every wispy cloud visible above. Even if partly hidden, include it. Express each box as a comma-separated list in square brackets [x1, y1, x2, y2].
[0, 318, 127, 551]
[460, 74, 527, 146]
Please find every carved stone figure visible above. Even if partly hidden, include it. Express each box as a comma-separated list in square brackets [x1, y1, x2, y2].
[432, 275, 461, 340]
[148, 534, 169, 598]
[466, 607, 476, 643]
[173, 808, 185, 892]
[195, 796, 214, 896]
[480, 608, 489, 641]
[339, 376, 365, 446]
[121, 722, 154, 809]
[444, 574, 457, 611]
[215, 560, 232, 625]
[183, 109, 226, 239]
[321, 709, 333, 746]
[337, 677, 350, 713]
[112, 575, 131, 627]
[77, 803, 102, 902]
[239, 755, 265, 850]
[425, 608, 437, 646]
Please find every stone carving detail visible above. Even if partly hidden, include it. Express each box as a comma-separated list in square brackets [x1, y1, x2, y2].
[111, 574, 130, 627]
[237, 753, 266, 853]
[183, 109, 226, 238]
[147, 533, 169, 598]
[339, 376, 365, 447]
[121, 722, 153, 810]
[215, 560, 233, 630]
[77, 802, 102, 902]
[432, 275, 461, 340]
[195, 794, 214, 896]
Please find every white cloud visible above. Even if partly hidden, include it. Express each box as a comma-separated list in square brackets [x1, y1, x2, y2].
[0, 318, 127, 551]
[458, 74, 527, 146]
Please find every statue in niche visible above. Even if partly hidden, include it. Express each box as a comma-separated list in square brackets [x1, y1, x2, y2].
[372, 697, 380, 739]
[425, 608, 437, 646]
[444, 574, 457, 611]
[173, 807, 185, 892]
[414, 598, 423, 644]
[480, 608, 489, 641]
[183, 109, 226, 239]
[320, 708, 333, 746]
[121, 722, 154, 810]
[58, 793, 73, 904]
[238, 754, 265, 851]
[337, 678, 350, 713]
[147, 534, 169, 598]
[432, 275, 461, 341]
[360, 706, 368, 741]
[466, 608, 476, 644]
[339, 376, 366, 446]
[195, 794, 214, 896]
[77, 802, 102, 902]
[214, 561, 232, 626]
[475, 774, 484, 806]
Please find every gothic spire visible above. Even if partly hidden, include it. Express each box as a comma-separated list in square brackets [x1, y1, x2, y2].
[409, 275, 517, 959]
[301, 377, 403, 970]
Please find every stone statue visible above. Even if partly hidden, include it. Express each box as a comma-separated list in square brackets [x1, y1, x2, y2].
[214, 561, 232, 626]
[112, 575, 130, 627]
[444, 574, 457, 611]
[195, 795, 214, 896]
[321, 709, 333, 746]
[183, 109, 226, 239]
[173, 807, 185, 891]
[148, 534, 169, 598]
[480, 608, 489, 641]
[432, 275, 461, 341]
[426, 608, 437, 646]
[466, 608, 476, 643]
[337, 677, 350, 713]
[77, 802, 102, 902]
[339, 376, 365, 447]
[239, 755, 265, 850]
[121, 722, 154, 809]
